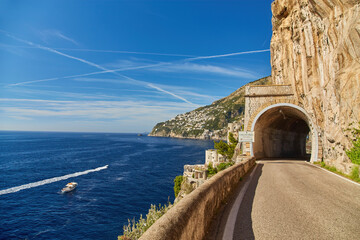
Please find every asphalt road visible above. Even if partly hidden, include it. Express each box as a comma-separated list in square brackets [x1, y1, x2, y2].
[207, 159, 360, 240]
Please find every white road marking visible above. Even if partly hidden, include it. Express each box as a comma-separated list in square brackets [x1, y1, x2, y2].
[306, 162, 360, 187]
[222, 164, 258, 240]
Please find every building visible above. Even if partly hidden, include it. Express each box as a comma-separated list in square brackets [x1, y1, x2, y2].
[205, 149, 225, 167]
[227, 122, 243, 143]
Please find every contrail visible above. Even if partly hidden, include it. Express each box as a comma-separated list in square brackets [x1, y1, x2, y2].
[1, 30, 110, 72]
[6, 48, 270, 88]
[1, 30, 194, 104]
[2, 30, 269, 104]
[7, 62, 167, 87]
[1, 43, 269, 60]
[0, 165, 108, 195]
[185, 49, 270, 61]
[148, 83, 197, 105]
[0, 44, 195, 57]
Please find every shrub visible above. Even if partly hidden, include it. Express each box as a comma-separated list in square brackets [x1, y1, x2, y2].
[207, 161, 234, 178]
[346, 122, 360, 165]
[350, 165, 360, 182]
[120, 202, 172, 240]
[207, 162, 217, 177]
[315, 161, 360, 183]
[173, 175, 183, 198]
[217, 162, 234, 171]
[346, 139, 360, 165]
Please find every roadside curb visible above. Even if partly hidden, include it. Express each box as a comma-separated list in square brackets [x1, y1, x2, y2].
[306, 161, 360, 187]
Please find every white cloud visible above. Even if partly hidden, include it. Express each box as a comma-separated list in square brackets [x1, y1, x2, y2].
[8, 115, 32, 120]
[0, 98, 195, 120]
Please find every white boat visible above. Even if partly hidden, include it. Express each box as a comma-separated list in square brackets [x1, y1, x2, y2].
[61, 182, 78, 193]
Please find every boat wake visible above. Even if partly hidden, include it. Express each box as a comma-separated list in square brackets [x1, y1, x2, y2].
[0, 165, 108, 196]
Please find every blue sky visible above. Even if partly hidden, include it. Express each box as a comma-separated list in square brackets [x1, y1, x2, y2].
[0, 0, 273, 133]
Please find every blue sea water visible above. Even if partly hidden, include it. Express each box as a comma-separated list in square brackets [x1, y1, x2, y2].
[0, 131, 214, 240]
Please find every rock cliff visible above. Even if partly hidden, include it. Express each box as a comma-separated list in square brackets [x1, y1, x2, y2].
[149, 76, 271, 140]
[271, 0, 360, 170]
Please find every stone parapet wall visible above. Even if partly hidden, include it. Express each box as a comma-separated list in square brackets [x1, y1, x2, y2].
[139, 157, 256, 240]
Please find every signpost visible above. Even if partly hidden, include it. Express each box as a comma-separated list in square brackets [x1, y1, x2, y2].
[238, 131, 254, 142]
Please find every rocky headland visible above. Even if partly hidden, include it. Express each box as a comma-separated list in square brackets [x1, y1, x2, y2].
[149, 76, 271, 140]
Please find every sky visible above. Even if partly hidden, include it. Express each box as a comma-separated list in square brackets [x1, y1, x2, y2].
[0, 0, 273, 133]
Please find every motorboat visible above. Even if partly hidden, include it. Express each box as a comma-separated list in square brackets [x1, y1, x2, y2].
[61, 182, 78, 193]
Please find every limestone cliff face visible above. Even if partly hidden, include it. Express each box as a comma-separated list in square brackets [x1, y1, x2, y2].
[271, 0, 360, 170]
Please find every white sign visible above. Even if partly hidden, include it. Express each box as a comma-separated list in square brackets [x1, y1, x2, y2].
[238, 131, 254, 142]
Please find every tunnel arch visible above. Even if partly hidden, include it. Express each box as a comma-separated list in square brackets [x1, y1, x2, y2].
[249, 103, 319, 162]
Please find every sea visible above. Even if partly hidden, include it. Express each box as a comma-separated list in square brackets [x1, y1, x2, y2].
[0, 131, 214, 240]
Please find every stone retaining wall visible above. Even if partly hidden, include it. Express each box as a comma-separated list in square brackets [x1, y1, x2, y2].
[139, 157, 256, 240]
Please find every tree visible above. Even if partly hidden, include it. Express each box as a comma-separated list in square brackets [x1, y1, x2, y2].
[214, 132, 238, 160]
[214, 141, 229, 158]
[228, 132, 238, 158]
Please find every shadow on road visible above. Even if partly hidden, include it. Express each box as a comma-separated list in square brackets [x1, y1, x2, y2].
[206, 163, 263, 240]
[232, 163, 263, 240]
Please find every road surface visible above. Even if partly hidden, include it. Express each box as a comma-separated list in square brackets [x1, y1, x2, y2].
[207, 159, 360, 240]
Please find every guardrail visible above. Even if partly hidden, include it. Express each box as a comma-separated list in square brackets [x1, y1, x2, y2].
[139, 157, 256, 240]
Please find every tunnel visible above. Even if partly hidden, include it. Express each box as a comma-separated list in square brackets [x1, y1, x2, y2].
[251, 104, 314, 160]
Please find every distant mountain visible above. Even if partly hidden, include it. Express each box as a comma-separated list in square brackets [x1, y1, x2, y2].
[149, 76, 271, 140]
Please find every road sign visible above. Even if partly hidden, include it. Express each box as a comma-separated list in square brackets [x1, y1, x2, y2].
[238, 131, 254, 142]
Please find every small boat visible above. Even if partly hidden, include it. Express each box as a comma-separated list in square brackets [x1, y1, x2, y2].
[61, 182, 78, 193]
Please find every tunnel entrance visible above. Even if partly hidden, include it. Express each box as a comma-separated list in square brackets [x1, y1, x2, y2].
[250, 104, 317, 161]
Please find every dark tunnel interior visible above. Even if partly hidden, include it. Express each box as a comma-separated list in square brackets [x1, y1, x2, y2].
[253, 106, 310, 159]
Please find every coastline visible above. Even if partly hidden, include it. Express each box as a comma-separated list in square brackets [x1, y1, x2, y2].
[147, 133, 226, 141]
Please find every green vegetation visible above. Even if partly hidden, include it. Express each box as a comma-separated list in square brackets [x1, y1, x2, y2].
[213, 141, 229, 157]
[217, 162, 234, 171]
[344, 122, 360, 182]
[207, 162, 217, 177]
[119, 202, 172, 240]
[345, 122, 360, 165]
[315, 162, 360, 183]
[214, 132, 238, 160]
[319, 161, 338, 172]
[173, 175, 183, 198]
[187, 129, 204, 137]
[207, 162, 234, 178]
[208, 132, 237, 177]
[350, 165, 360, 182]
[314, 122, 360, 183]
